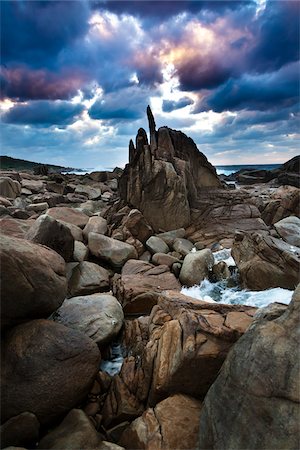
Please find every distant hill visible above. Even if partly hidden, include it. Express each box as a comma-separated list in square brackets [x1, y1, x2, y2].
[0, 156, 81, 173]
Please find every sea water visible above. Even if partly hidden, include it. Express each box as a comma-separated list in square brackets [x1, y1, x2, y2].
[216, 164, 281, 177]
[181, 248, 294, 308]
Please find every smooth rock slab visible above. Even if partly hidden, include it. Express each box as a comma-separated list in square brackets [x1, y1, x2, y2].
[47, 207, 89, 228]
[26, 214, 74, 262]
[52, 293, 124, 345]
[0, 234, 67, 329]
[67, 261, 110, 297]
[1, 320, 101, 425]
[88, 232, 137, 269]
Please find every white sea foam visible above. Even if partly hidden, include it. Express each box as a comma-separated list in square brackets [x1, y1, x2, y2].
[213, 248, 236, 267]
[100, 343, 124, 376]
[181, 279, 293, 308]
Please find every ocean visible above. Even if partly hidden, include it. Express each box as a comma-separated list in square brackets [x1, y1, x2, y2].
[66, 164, 282, 176]
[215, 164, 281, 177]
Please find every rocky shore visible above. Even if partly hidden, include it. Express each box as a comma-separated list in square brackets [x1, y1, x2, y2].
[1, 108, 299, 450]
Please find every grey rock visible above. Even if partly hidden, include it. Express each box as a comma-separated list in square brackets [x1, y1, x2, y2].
[173, 238, 194, 256]
[146, 236, 169, 255]
[67, 261, 110, 297]
[179, 249, 214, 287]
[88, 233, 137, 268]
[274, 216, 300, 247]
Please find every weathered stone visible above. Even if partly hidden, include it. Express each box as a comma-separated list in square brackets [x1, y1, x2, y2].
[232, 231, 300, 290]
[73, 240, 89, 262]
[67, 261, 110, 297]
[0, 217, 34, 239]
[274, 216, 300, 247]
[146, 236, 169, 254]
[47, 207, 89, 228]
[119, 394, 202, 450]
[179, 249, 214, 287]
[0, 234, 67, 329]
[173, 237, 194, 256]
[212, 261, 231, 281]
[1, 320, 101, 425]
[0, 412, 40, 449]
[25, 214, 74, 262]
[75, 185, 102, 200]
[0, 177, 21, 199]
[122, 209, 153, 243]
[21, 179, 45, 193]
[38, 409, 100, 449]
[27, 202, 48, 212]
[198, 285, 300, 450]
[113, 260, 181, 315]
[152, 253, 180, 267]
[88, 233, 137, 269]
[83, 216, 107, 239]
[52, 293, 123, 345]
[156, 228, 186, 246]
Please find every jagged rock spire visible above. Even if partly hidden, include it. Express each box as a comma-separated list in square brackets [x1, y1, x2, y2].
[147, 105, 157, 152]
[129, 139, 135, 163]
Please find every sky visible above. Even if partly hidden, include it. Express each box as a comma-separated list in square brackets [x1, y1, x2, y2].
[0, 0, 299, 170]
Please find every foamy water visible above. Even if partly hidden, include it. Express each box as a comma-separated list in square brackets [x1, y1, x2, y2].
[181, 279, 293, 308]
[100, 343, 124, 376]
[181, 247, 293, 308]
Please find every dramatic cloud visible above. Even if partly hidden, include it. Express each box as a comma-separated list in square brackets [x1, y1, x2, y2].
[0, 0, 299, 167]
[2, 100, 84, 127]
[162, 97, 194, 112]
[195, 62, 299, 112]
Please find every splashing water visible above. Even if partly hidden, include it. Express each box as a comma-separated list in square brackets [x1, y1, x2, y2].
[181, 247, 293, 308]
[181, 279, 293, 308]
[100, 343, 124, 376]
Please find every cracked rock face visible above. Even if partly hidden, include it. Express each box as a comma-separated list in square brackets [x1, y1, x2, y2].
[119, 107, 222, 232]
[198, 284, 300, 450]
[119, 394, 202, 450]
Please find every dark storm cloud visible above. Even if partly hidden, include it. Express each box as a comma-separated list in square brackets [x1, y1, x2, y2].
[162, 97, 194, 112]
[93, 1, 254, 21]
[88, 86, 152, 120]
[0, 67, 86, 101]
[195, 62, 299, 113]
[2, 100, 84, 127]
[1, 0, 90, 69]
[248, 0, 300, 72]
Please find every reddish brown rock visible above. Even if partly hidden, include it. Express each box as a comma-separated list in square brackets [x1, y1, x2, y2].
[113, 260, 181, 315]
[119, 394, 202, 450]
[0, 217, 35, 238]
[47, 207, 89, 228]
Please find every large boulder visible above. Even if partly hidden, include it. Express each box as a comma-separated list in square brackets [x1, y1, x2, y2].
[146, 236, 169, 254]
[119, 107, 222, 232]
[0, 412, 40, 449]
[38, 409, 100, 449]
[179, 249, 214, 287]
[0, 177, 21, 199]
[83, 216, 107, 240]
[261, 185, 300, 225]
[88, 233, 137, 269]
[0, 234, 67, 329]
[1, 320, 101, 425]
[67, 261, 110, 297]
[122, 209, 153, 243]
[25, 214, 74, 262]
[119, 394, 202, 450]
[198, 285, 300, 450]
[274, 216, 300, 247]
[52, 293, 124, 345]
[47, 207, 89, 228]
[113, 260, 181, 314]
[0, 217, 34, 239]
[232, 231, 300, 290]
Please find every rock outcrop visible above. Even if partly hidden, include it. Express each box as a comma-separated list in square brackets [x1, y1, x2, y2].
[119, 107, 222, 231]
[198, 285, 300, 450]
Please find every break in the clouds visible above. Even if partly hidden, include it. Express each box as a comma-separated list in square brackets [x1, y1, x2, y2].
[0, 0, 299, 168]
